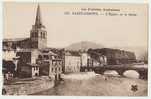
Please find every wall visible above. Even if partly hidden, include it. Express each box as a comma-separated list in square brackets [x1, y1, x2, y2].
[81, 53, 89, 67]
[49, 60, 62, 80]
[3, 50, 16, 61]
[4, 76, 54, 95]
[31, 50, 39, 64]
[65, 55, 81, 73]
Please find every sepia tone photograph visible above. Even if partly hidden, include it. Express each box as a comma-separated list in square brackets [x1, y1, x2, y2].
[2, 2, 148, 96]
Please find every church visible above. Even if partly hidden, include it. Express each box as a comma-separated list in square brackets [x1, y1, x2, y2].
[3, 5, 62, 80]
[3, 4, 47, 50]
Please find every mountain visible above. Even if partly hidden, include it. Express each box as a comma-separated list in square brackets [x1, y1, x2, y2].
[66, 41, 148, 60]
[66, 41, 104, 51]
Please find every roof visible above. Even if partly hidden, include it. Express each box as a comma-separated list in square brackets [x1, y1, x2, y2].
[48, 51, 57, 56]
[3, 38, 29, 42]
[40, 50, 57, 56]
[16, 49, 41, 53]
[65, 51, 81, 56]
[40, 48, 64, 57]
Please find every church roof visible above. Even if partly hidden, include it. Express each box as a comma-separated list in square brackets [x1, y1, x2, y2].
[3, 38, 28, 42]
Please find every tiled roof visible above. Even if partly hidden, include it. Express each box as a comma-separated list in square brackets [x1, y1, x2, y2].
[3, 38, 29, 42]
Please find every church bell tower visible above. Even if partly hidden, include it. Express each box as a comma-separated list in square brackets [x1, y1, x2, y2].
[30, 4, 47, 49]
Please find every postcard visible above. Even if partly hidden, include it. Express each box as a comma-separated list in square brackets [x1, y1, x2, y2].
[2, 2, 148, 96]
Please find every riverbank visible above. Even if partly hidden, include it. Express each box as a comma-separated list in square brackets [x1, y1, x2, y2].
[33, 73, 147, 96]
[61, 72, 96, 80]
[3, 76, 54, 95]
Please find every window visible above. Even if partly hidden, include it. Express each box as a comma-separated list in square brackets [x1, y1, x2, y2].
[55, 68, 57, 73]
[32, 33, 34, 37]
[57, 61, 60, 65]
[52, 56, 55, 59]
[34, 67, 36, 71]
[36, 67, 38, 70]
[59, 61, 62, 65]
[55, 62, 57, 66]
[38, 55, 42, 59]
[52, 61, 55, 65]
[41, 32, 43, 38]
[44, 55, 49, 60]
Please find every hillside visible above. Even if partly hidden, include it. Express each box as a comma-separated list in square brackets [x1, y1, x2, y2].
[65, 41, 147, 60]
[66, 41, 104, 51]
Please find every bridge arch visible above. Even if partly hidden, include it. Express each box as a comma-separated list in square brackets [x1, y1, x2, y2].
[103, 70, 119, 76]
[123, 70, 139, 78]
[81, 66, 147, 80]
[96, 69, 125, 76]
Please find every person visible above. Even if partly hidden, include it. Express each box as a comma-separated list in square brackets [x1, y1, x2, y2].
[2, 88, 7, 95]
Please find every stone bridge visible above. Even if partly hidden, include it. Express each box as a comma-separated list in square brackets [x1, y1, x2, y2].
[80, 65, 148, 80]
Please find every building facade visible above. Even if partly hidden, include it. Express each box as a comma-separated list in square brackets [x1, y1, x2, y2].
[88, 48, 136, 65]
[2, 4, 55, 78]
[36, 50, 62, 80]
[81, 52, 91, 67]
[30, 5, 47, 49]
[63, 51, 81, 73]
[16, 49, 40, 78]
[3, 5, 47, 50]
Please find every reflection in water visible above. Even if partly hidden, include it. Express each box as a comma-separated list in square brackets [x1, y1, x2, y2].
[32, 65, 147, 95]
[33, 71, 147, 96]
[104, 70, 119, 76]
[104, 70, 139, 79]
[124, 70, 139, 78]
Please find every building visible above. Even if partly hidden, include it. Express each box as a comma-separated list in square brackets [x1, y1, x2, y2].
[63, 51, 81, 73]
[88, 50, 107, 66]
[2, 4, 61, 78]
[30, 4, 47, 49]
[3, 5, 47, 50]
[3, 44, 19, 78]
[88, 48, 136, 65]
[37, 50, 62, 80]
[19, 63, 39, 78]
[16, 49, 40, 78]
[80, 50, 107, 69]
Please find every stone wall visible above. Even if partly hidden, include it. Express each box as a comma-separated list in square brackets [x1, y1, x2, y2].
[3, 76, 54, 95]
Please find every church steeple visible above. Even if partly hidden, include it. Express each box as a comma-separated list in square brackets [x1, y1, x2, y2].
[35, 4, 45, 28]
[30, 4, 47, 49]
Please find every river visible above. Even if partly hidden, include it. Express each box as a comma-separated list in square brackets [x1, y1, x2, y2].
[32, 66, 148, 96]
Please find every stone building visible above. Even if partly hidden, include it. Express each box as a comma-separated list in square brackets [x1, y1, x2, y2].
[2, 4, 62, 79]
[36, 50, 62, 80]
[81, 52, 92, 67]
[3, 4, 47, 50]
[16, 49, 40, 78]
[3, 44, 19, 78]
[88, 48, 136, 65]
[81, 50, 107, 68]
[30, 4, 47, 49]
[63, 51, 81, 73]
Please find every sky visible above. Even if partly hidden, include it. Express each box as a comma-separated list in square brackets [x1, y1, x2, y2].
[3, 2, 148, 49]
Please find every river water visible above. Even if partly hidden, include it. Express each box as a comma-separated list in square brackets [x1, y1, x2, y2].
[32, 65, 148, 96]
